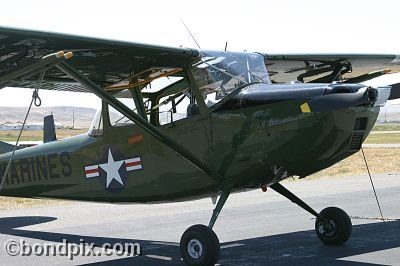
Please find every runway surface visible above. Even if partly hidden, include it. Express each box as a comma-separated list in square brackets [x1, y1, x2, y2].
[0, 174, 399, 265]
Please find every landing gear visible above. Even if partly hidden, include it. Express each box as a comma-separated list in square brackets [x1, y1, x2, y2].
[315, 207, 352, 245]
[270, 182, 352, 245]
[180, 185, 231, 266]
[180, 224, 220, 266]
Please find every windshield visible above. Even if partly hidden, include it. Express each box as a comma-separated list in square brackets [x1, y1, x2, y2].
[191, 51, 270, 107]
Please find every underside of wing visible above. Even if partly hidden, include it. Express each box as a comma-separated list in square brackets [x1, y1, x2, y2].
[264, 54, 400, 84]
[0, 26, 200, 93]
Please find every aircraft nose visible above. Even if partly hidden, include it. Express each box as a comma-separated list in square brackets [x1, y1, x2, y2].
[300, 85, 377, 113]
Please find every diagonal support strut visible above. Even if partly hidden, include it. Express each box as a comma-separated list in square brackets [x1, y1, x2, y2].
[208, 184, 232, 229]
[270, 182, 326, 221]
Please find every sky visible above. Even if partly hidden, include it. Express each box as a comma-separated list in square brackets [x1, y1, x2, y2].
[0, 0, 400, 108]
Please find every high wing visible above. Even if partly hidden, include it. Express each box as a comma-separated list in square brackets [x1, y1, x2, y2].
[2, 26, 400, 94]
[0, 26, 200, 93]
[264, 53, 400, 84]
[2, 25, 400, 102]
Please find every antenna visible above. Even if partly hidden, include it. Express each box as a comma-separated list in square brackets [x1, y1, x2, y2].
[179, 18, 201, 49]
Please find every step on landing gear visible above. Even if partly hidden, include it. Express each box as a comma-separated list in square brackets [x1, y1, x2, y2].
[270, 183, 352, 245]
[180, 186, 231, 266]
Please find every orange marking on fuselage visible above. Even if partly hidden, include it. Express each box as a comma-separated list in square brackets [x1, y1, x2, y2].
[128, 134, 144, 144]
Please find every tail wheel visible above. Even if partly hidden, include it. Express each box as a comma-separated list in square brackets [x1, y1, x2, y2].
[315, 207, 352, 245]
[180, 224, 220, 266]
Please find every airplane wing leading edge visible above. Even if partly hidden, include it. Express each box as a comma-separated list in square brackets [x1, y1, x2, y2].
[0, 26, 200, 93]
[264, 54, 400, 84]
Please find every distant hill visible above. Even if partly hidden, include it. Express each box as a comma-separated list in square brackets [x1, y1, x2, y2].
[0, 106, 96, 128]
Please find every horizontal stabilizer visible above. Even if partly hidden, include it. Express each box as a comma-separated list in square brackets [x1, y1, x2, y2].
[0, 141, 18, 154]
[43, 115, 57, 143]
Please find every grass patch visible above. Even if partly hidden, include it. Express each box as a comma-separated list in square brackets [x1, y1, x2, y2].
[310, 148, 400, 179]
[365, 133, 400, 144]
[372, 124, 400, 131]
[0, 196, 65, 209]
[0, 129, 88, 142]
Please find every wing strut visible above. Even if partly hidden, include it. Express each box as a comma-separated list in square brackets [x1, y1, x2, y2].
[56, 62, 223, 184]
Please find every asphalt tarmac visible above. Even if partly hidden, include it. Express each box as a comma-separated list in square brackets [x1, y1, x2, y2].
[0, 174, 399, 265]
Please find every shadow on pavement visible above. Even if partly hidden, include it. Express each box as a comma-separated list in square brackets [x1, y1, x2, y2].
[0, 216, 399, 265]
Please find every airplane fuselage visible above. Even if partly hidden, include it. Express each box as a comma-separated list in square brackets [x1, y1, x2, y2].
[0, 83, 379, 203]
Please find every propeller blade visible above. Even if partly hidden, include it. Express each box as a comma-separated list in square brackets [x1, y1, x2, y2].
[388, 83, 400, 100]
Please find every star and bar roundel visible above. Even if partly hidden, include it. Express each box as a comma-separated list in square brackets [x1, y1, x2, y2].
[83, 147, 143, 191]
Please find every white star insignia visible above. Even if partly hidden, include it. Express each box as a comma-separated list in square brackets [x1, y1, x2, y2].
[99, 148, 125, 188]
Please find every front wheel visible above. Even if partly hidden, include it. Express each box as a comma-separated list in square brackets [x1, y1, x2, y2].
[315, 207, 352, 245]
[180, 224, 220, 266]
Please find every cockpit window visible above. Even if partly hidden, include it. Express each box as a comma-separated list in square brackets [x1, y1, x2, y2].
[88, 89, 151, 136]
[108, 97, 136, 127]
[156, 88, 198, 125]
[108, 90, 151, 127]
[191, 51, 270, 107]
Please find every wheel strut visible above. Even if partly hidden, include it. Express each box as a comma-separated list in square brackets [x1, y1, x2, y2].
[270, 182, 352, 245]
[208, 184, 232, 229]
[270, 182, 327, 222]
[181, 184, 232, 265]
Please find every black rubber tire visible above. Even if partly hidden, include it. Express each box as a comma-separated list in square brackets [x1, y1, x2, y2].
[180, 224, 220, 266]
[315, 207, 352, 245]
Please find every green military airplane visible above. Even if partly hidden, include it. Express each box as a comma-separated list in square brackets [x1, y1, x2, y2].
[0, 26, 399, 265]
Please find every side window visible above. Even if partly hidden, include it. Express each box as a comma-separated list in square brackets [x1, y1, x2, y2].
[107, 90, 151, 127]
[157, 90, 198, 126]
[101, 67, 198, 127]
[108, 98, 136, 127]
